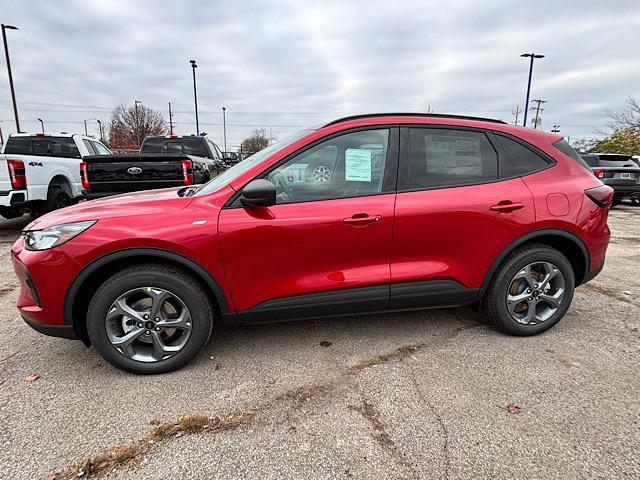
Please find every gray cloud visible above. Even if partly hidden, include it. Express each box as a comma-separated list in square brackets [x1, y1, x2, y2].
[0, 0, 639, 147]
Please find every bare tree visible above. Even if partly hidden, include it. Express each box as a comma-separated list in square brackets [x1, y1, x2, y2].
[608, 97, 640, 131]
[108, 103, 168, 150]
[239, 129, 272, 156]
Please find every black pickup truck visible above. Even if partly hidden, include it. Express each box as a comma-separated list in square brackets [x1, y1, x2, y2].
[81, 135, 234, 199]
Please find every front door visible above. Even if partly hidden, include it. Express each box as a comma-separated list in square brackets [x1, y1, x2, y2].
[219, 127, 399, 321]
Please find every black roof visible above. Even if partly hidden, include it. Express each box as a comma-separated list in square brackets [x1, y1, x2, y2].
[324, 113, 507, 127]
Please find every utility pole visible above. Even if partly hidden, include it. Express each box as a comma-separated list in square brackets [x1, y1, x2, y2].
[84, 119, 88, 136]
[551, 125, 560, 133]
[168, 102, 174, 135]
[2, 24, 20, 132]
[222, 106, 227, 152]
[530, 99, 546, 129]
[520, 53, 545, 127]
[189, 60, 199, 135]
[134, 100, 143, 146]
[511, 105, 522, 125]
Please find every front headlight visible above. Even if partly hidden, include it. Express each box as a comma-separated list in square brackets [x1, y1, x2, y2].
[23, 220, 97, 251]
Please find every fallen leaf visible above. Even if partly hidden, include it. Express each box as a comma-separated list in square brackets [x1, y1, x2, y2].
[319, 341, 332, 347]
[214, 362, 223, 370]
[175, 431, 184, 438]
[92, 362, 102, 368]
[506, 402, 521, 414]
[25, 373, 40, 383]
[46, 475, 58, 480]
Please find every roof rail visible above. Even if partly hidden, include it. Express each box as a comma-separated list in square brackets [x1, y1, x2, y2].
[323, 113, 507, 127]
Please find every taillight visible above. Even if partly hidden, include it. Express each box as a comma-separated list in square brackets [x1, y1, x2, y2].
[592, 169, 605, 179]
[7, 159, 26, 189]
[80, 162, 90, 189]
[181, 159, 194, 185]
[585, 185, 614, 208]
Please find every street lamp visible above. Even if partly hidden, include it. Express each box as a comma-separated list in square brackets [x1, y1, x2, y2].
[520, 53, 545, 128]
[37, 118, 44, 132]
[190, 60, 199, 135]
[85, 118, 103, 140]
[222, 106, 227, 152]
[1, 24, 20, 133]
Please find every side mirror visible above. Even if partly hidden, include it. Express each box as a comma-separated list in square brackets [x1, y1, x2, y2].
[223, 152, 238, 163]
[241, 179, 276, 207]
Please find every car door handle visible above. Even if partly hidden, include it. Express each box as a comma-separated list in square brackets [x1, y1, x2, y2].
[343, 213, 382, 226]
[490, 201, 525, 213]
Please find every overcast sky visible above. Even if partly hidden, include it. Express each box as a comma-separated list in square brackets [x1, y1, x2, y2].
[1, 0, 639, 148]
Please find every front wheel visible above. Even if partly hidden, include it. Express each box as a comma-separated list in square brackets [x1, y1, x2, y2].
[87, 264, 214, 374]
[483, 244, 575, 336]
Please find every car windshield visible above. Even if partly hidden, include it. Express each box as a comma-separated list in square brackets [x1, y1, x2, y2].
[195, 129, 313, 195]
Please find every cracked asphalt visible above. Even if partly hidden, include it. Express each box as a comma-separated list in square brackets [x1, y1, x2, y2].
[0, 206, 638, 479]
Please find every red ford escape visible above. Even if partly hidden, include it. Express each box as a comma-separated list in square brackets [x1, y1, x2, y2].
[12, 114, 613, 374]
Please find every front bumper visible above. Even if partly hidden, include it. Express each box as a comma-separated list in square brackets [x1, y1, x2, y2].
[11, 237, 83, 339]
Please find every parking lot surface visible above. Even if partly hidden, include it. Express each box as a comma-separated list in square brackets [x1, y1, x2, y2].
[0, 207, 638, 479]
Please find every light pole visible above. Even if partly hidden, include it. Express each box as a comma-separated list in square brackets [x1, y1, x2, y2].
[222, 106, 227, 152]
[190, 60, 199, 135]
[37, 118, 44, 132]
[520, 53, 545, 128]
[85, 118, 103, 140]
[2, 24, 20, 133]
[134, 100, 143, 146]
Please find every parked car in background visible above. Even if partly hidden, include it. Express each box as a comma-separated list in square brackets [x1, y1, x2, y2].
[0, 133, 111, 219]
[581, 153, 640, 205]
[13, 113, 613, 374]
[81, 134, 228, 199]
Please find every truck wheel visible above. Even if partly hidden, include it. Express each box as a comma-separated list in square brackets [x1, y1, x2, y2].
[46, 184, 72, 212]
[86, 264, 215, 374]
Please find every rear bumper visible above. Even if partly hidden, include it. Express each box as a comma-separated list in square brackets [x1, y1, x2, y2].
[601, 183, 640, 195]
[0, 189, 28, 207]
[579, 264, 604, 286]
[82, 190, 117, 200]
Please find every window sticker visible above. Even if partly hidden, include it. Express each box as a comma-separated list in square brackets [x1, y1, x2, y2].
[345, 149, 372, 182]
[425, 135, 482, 175]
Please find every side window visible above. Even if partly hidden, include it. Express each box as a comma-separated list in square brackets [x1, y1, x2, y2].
[266, 129, 389, 204]
[91, 141, 111, 155]
[408, 128, 497, 189]
[496, 134, 549, 178]
[3, 137, 31, 154]
[83, 139, 97, 155]
[49, 137, 80, 158]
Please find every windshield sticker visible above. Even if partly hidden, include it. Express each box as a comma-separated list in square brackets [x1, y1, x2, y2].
[345, 149, 372, 182]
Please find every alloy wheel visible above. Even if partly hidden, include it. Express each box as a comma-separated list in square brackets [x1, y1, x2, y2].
[105, 287, 192, 362]
[506, 262, 565, 325]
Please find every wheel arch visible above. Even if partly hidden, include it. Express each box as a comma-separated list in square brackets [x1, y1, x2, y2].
[479, 229, 590, 299]
[48, 173, 73, 194]
[64, 248, 231, 345]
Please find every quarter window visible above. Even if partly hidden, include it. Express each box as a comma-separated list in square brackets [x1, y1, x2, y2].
[266, 129, 389, 204]
[83, 139, 97, 155]
[496, 134, 549, 178]
[408, 128, 497, 189]
[91, 141, 111, 155]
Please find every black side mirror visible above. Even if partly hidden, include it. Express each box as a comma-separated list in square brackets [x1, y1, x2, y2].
[223, 152, 238, 163]
[241, 179, 276, 207]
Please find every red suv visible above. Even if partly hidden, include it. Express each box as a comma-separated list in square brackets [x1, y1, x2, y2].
[12, 114, 613, 374]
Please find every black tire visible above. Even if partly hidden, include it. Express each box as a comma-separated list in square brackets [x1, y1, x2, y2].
[87, 264, 214, 374]
[46, 184, 72, 212]
[482, 243, 575, 336]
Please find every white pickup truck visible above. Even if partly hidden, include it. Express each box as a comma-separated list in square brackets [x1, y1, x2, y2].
[0, 133, 111, 219]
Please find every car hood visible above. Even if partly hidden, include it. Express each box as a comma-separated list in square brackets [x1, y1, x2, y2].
[25, 187, 194, 230]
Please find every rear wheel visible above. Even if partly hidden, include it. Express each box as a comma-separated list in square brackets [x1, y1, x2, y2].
[87, 264, 214, 374]
[46, 184, 72, 212]
[483, 244, 575, 335]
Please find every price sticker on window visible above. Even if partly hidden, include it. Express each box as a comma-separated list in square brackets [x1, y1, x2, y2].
[345, 149, 372, 182]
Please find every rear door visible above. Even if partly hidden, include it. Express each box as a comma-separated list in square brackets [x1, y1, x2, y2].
[218, 127, 399, 320]
[389, 126, 536, 308]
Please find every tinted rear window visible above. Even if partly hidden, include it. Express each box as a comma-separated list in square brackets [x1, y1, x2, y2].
[4, 136, 80, 158]
[495, 134, 549, 178]
[552, 139, 591, 170]
[581, 155, 600, 167]
[141, 137, 209, 157]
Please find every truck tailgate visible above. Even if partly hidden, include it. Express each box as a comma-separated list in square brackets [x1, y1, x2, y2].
[84, 154, 187, 194]
[0, 155, 13, 193]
